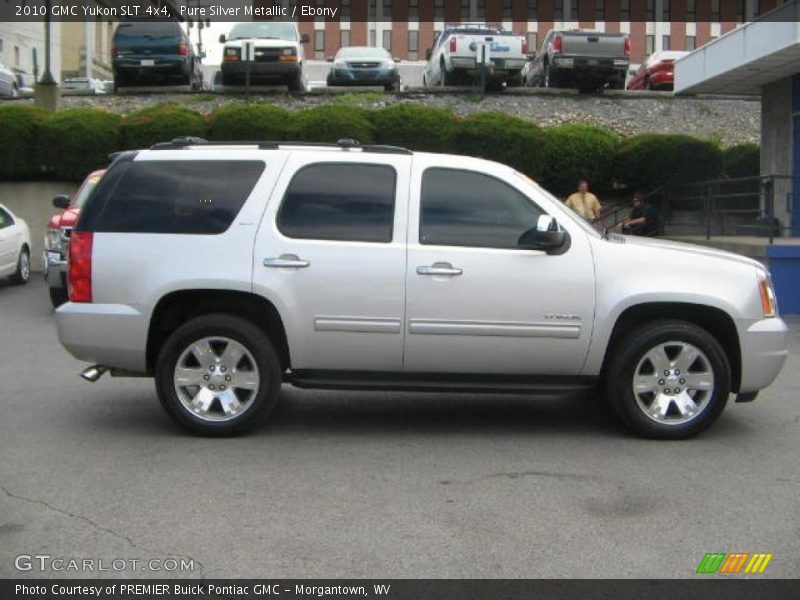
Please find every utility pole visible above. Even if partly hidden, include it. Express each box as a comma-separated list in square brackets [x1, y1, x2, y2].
[35, 0, 61, 110]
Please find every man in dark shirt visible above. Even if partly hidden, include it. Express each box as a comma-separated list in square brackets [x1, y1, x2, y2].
[622, 193, 661, 237]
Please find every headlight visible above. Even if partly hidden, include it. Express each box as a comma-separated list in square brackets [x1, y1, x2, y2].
[223, 47, 240, 62]
[758, 274, 778, 318]
[45, 228, 63, 252]
[333, 59, 347, 68]
[281, 47, 296, 56]
[381, 59, 395, 69]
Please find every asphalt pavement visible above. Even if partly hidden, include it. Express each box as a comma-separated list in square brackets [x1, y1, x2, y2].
[1, 278, 799, 579]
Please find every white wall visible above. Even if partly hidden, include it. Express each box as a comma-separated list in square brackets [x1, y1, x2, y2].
[0, 22, 62, 81]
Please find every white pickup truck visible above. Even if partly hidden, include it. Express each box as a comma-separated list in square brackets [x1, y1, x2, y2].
[423, 24, 529, 89]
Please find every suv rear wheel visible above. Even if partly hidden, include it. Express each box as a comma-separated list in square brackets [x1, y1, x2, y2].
[606, 319, 731, 439]
[155, 314, 282, 436]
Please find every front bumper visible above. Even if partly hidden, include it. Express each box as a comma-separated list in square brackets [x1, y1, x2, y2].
[327, 68, 399, 86]
[738, 317, 789, 393]
[221, 61, 300, 82]
[56, 302, 148, 373]
[43, 250, 67, 288]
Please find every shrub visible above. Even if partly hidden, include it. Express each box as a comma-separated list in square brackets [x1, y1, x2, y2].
[286, 105, 375, 144]
[454, 112, 545, 178]
[541, 124, 620, 195]
[39, 108, 121, 181]
[722, 143, 760, 179]
[371, 103, 456, 152]
[614, 134, 724, 192]
[122, 103, 206, 149]
[208, 103, 291, 141]
[0, 105, 48, 180]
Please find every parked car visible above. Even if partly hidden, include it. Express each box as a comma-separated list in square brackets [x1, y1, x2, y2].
[327, 46, 400, 91]
[627, 51, 689, 91]
[62, 77, 107, 94]
[0, 203, 30, 285]
[0, 62, 19, 98]
[112, 20, 203, 91]
[219, 21, 308, 91]
[526, 29, 630, 91]
[56, 138, 787, 440]
[423, 24, 528, 89]
[44, 170, 105, 307]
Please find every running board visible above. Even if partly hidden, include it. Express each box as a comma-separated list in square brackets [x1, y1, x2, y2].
[287, 370, 597, 394]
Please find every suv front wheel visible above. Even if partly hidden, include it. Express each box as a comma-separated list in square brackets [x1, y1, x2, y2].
[155, 314, 282, 436]
[606, 319, 731, 439]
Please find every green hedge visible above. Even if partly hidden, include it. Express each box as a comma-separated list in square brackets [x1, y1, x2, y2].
[0, 105, 48, 180]
[722, 143, 760, 179]
[122, 103, 206, 149]
[371, 103, 456, 152]
[287, 105, 375, 144]
[454, 112, 545, 179]
[615, 134, 724, 192]
[542, 124, 620, 195]
[39, 108, 121, 181]
[208, 103, 290, 141]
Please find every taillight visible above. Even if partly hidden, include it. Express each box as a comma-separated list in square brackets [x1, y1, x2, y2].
[522, 38, 529, 55]
[179, 40, 188, 56]
[68, 231, 93, 303]
[449, 36, 457, 52]
[552, 35, 562, 54]
[624, 36, 631, 55]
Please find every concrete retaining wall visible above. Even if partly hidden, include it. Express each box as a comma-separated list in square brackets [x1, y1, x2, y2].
[1, 181, 80, 272]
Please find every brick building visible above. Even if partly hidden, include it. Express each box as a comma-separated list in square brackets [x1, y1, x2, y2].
[287, 0, 786, 64]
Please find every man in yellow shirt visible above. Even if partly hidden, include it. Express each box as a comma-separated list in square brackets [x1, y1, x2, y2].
[565, 180, 603, 229]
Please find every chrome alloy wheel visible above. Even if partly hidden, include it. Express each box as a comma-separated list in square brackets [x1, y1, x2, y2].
[19, 251, 30, 281]
[173, 337, 260, 422]
[632, 341, 715, 425]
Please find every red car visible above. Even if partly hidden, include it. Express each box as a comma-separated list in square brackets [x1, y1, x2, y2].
[44, 169, 105, 307]
[627, 50, 688, 91]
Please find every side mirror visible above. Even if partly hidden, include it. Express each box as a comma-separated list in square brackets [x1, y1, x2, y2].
[326, 56, 334, 62]
[301, 33, 311, 44]
[527, 52, 536, 61]
[394, 57, 401, 63]
[425, 49, 432, 61]
[218, 34, 226, 44]
[52, 195, 71, 209]
[518, 216, 569, 252]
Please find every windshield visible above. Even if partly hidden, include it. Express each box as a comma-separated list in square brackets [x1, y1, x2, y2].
[115, 21, 181, 41]
[73, 172, 104, 209]
[337, 47, 391, 59]
[228, 22, 299, 41]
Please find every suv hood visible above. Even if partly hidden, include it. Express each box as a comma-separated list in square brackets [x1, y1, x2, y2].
[605, 234, 765, 271]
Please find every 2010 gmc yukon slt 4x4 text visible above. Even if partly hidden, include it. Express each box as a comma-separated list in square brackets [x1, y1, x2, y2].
[56, 139, 788, 439]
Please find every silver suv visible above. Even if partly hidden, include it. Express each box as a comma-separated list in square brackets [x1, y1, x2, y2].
[56, 139, 788, 439]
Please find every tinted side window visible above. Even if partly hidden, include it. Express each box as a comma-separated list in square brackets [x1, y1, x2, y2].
[277, 163, 396, 243]
[420, 168, 543, 249]
[0, 207, 13, 229]
[92, 160, 265, 234]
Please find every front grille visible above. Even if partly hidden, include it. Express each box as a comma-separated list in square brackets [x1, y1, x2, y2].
[348, 61, 381, 69]
[254, 48, 282, 62]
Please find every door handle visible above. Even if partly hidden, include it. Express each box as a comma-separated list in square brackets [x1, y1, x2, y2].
[263, 254, 310, 269]
[417, 262, 463, 276]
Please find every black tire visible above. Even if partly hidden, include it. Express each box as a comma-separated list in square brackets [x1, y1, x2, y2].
[542, 63, 557, 88]
[506, 73, 523, 88]
[49, 286, 68, 308]
[440, 61, 454, 86]
[288, 71, 305, 92]
[385, 81, 399, 92]
[605, 319, 731, 440]
[221, 72, 236, 87]
[155, 314, 282, 436]
[9, 247, 29, 285]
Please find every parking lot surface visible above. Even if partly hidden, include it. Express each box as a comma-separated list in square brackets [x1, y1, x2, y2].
[1, 279, 799, 578]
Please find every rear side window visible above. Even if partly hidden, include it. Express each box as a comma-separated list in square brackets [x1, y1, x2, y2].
[277, 163, 396, 243]
[87, 160, 264, 234]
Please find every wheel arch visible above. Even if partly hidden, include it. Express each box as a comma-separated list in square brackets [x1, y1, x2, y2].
[600, 302, 742, 393]
[146, 289, 290, 376]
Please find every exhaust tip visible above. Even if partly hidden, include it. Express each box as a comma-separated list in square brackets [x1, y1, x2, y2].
[80, 365, 108, 382]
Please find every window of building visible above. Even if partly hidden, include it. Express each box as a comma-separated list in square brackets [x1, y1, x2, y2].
[736, 0, 745, 22]
[420, 168, 544, 249]
[502, 0, 513, 20]
[340, 30, 350, 48]
[685, 36, 696, 51]
[278, 164, 396, 244]
[687, 0, 696, 20]
[661, 35, 670, 51]
[554, 0, 564, 20]
[370, 29, 377, 47]
[662, 0, 670, 21]
[382, 30, 392, 51]
[711, 0, 720, 21]
[527, 0, 538, 19]
[90, 161, 265, 235]
[382, 0, 392, 18]
[645, 35, 655, 55]
[620, 0, 630, 20]
[461, 0, 470, 20]
[569, 0, 578, 20]
[408, 30, 419, 60]
[646, 0, 655, 20]
[477, 0, 486, 19]
[409, 0, 418, 19]
[527, 32, 538, 53]
[435, 0, 444, 19]
[595, 0, 605, 21]
[314, 30, 324, 59]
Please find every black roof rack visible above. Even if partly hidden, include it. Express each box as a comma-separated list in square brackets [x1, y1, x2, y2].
[149, 137, 412, 155]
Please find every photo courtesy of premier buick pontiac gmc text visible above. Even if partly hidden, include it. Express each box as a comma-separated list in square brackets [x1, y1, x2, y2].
[55, 138, 788, 439]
